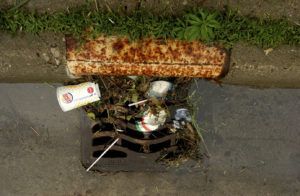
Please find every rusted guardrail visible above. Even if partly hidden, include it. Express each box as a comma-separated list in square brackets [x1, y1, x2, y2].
[66, 36, 229, 78]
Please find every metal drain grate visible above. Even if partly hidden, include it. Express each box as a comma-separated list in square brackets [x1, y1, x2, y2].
[80, 111, 179, 172]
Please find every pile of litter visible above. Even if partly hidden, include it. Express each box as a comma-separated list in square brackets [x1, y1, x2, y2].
[57, 76, 202, 167]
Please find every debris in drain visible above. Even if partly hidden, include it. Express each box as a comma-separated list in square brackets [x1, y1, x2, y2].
[175, 108, 192, 122]
[56, 82, 101, 112]
[135, 108, 167, 138]
[146, 80, 173, 99]
[128, 99, 148, 107]
[78, 76, 202, 167]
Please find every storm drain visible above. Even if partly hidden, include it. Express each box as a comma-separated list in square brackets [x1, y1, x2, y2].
[80, 111, 179, 172]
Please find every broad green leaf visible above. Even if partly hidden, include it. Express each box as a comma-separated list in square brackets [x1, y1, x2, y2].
[186, 14, 201, 23]
[184, 26, 199, 41]
[176, 18, 186, 27]
[200, 25, 209, 41]
[177, 30, 185, 39]
[207, 27, 214, 40]
[207, 20, 221, 28]
[187, 19, 201, 26]
[200, 11, 207, 20]
[188, 26, 200, 41]
[206, 13, 217, 22]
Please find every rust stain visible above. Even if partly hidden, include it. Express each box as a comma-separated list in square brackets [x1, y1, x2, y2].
[66, 35, 229, 78]
[112, 39, 125, 52]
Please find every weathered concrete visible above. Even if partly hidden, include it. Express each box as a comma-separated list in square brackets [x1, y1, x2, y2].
[1, 0, 299, 24]
[1, 32, 300, 88]
[202, 0, 300, 24]
[0, 82, 299, 195]
[0, 32, 69, 83]
[222, 43, 300, 88]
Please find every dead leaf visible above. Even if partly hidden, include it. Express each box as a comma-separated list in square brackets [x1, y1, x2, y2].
[126, 115, 132, 121]
[131, 92, 139, 103]
[264, 48, 273, 55]
[87, 112, 96, 120]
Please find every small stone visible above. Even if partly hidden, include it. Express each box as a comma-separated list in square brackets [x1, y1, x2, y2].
[42, 53, 50, 62]
[54, 59, 60, 66]
[50, 47, 60, 58]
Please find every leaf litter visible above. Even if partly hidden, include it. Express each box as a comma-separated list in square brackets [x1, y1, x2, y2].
[68, 76, 203, 166]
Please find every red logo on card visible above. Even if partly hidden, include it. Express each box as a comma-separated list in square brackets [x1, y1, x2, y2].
[87, 87, 94, 94]
[62, 93, 73, 104]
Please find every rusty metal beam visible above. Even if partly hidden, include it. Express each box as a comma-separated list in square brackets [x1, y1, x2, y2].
[66, 36, 229, 78]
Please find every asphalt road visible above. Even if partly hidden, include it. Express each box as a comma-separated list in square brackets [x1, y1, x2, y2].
[0, 81, 299, 195]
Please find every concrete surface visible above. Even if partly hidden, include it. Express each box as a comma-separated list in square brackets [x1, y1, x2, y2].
[0, 81, 299, 195]
[1, 32, 300, 88]
[1, 0, 299, 24]
[0, 32, 68, 83]
[222, 43, 300, 88]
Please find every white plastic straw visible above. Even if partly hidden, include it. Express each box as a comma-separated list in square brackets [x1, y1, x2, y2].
[86, 138, 119, 172]
[128, 99, 148, 107]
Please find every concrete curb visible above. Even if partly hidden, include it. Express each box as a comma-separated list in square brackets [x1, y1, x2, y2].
[0, 32, 299, 88]
[0, 32, 69, 83]
[222, 43, 300, 88]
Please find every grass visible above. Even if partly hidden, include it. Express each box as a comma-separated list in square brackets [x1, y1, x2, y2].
[0, 5, 299, 48]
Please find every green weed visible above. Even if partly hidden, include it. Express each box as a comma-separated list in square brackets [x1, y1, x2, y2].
[173, 9, 220, 42]
[0, 6, 299, 48]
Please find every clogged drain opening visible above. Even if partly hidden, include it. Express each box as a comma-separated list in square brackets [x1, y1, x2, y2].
[149, 141, 171, 152]
[91, 123, 101, 133]
[121, 140, 143, 152]
[81, 76, 202, 165]
[93, 150, 127, 158]
[92, 137, 113, 146]
[92, 123, 114, 133]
